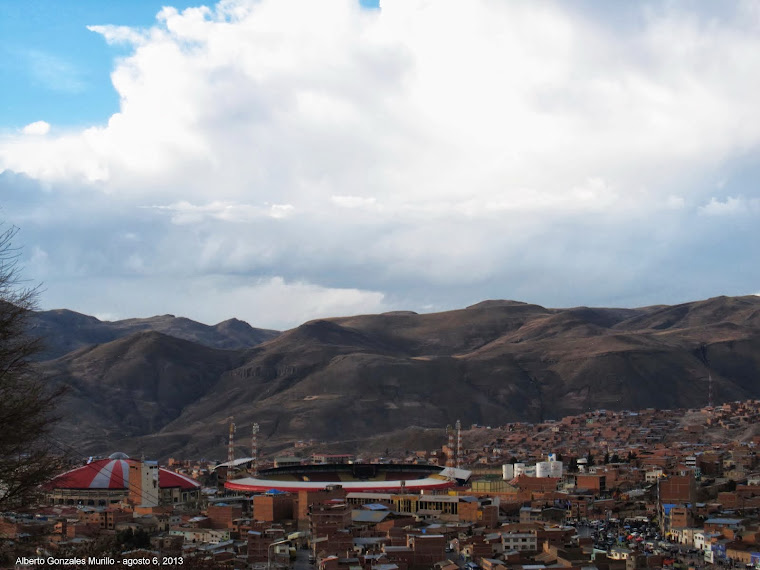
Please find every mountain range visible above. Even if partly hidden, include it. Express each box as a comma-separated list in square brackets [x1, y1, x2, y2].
[31, 295, 760, 460]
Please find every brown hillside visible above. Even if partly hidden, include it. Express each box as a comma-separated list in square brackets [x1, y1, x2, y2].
[40, 295, 760, 459]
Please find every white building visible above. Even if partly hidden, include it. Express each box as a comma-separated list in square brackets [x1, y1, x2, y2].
[502, 532, 537, 552]
[645, 468, 664, 483]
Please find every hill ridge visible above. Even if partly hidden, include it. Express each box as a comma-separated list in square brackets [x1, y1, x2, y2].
[35, 294, 760, 459]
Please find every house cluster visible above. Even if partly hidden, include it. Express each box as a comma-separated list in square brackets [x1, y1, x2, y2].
[6, 400, 760, 568]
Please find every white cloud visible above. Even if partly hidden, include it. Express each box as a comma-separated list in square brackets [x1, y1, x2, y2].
[148, 201, 295, 224]
[699, 196, 760, 216]
[3, 0, 760, 325]
[44, 275, 387, 330]
[268, 204, 294, 219]
[666, 195, 686, 210]
[22, 121, 51, 136]
[87, 24, 148, 46]
[331, 195, 378, 209]
[3, 1, 756, 210]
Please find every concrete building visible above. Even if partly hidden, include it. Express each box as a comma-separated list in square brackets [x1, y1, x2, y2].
[501, 531, 537, 552]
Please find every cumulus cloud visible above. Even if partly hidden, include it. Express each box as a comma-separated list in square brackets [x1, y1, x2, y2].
[2, 0, 760, 327]
[22, 121, 51, 136]
[699, 196, 760, 216]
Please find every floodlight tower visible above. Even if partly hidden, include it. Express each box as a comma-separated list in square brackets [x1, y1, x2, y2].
[251, 423, 260, 476]
[455, 419, 462, 468]
[228, 418, 236, 463]
[446, 424, 455, 467]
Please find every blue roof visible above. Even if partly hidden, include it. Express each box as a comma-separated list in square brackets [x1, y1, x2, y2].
[705, 518, 743, 525]
[662, 503, 692, 515]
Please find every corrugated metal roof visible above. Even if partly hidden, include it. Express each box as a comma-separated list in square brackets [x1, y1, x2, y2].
[352, 510, 390, 523]
[211, 457, 254, 470]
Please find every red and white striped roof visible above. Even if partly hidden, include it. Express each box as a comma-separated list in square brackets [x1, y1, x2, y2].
[47, 458, 199, 491]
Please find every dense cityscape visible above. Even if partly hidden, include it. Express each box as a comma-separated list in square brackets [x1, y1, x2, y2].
[5, 400, 760, 569]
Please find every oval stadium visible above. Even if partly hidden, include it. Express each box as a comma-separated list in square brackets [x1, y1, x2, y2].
[224, 464, 470, 493]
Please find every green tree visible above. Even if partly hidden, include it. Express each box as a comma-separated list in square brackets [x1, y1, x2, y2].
[0, 225, 65, 510]
[116, 528, 151, 550]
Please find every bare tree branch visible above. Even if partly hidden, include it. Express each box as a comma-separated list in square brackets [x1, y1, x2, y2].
[0, 224, 66, 510]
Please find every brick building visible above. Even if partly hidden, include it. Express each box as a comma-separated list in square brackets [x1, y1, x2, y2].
[207, 504, 243, 529]
[253, 493, 294, 522]
[659, 474, 696, 504]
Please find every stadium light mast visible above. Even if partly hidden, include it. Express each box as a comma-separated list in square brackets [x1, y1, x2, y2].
[455, 419, 462, 469]
[251, 423, 260, 476]
[446, 425, 455, 467]
[228, 418, 236, 463]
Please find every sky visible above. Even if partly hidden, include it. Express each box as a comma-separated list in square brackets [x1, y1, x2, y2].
[1, 0, 760, 330]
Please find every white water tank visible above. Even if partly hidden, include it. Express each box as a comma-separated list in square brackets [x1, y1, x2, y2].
[536, 461, 552, 478]
[502, 464, 514, 480]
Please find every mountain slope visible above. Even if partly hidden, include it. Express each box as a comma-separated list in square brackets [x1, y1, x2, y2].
[31, 309, 279, 359]
[40, 331, 245, 452]
[39, 295, 760, 459]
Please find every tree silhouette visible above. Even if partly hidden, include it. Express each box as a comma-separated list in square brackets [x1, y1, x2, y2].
[0, 224, 66, 509]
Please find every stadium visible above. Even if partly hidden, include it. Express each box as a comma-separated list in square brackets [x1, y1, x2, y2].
[224, 463, 471, 493]
[44, 453, 201, 507]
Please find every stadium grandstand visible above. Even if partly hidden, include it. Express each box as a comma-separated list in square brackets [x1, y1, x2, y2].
[225, 464, 471, 493]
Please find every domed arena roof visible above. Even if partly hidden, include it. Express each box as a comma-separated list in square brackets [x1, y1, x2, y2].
[46, 458, 200, 491]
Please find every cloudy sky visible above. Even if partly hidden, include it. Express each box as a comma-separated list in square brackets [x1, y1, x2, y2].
[1, 0, 760, 330]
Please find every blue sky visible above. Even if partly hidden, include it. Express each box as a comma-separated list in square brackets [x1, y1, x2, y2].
[0, 1, 192, 128]
[1, 0, 759, 329]
[0, 0, 378, 128]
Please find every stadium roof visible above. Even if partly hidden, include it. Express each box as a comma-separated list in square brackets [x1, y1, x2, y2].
[46, 458, 200, 491]
[211, 457, 255, 471]
[224, 466, 471, 493]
